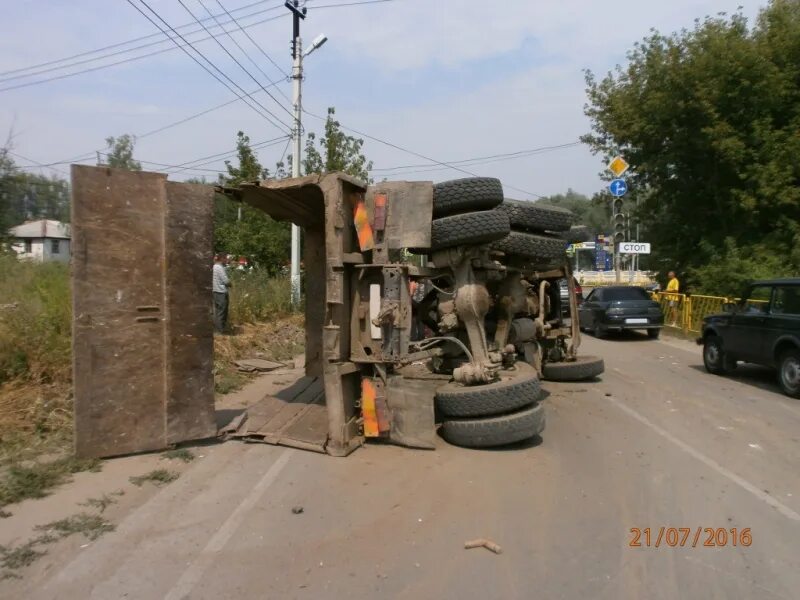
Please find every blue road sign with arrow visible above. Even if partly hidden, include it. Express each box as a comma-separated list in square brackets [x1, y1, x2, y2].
[609, 178, 628, 197]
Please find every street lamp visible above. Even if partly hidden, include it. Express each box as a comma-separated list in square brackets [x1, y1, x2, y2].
[287, 1, 328, 307]
[304, 34, 328, 57]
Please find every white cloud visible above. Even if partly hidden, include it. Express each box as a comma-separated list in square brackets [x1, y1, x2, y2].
[0, 0, 767, 196]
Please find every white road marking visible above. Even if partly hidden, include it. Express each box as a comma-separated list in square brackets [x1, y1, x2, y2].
[163, 449, 293, 600]
[604, 394, 800, 522]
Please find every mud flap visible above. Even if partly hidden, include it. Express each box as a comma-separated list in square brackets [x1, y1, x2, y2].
[385, 375, 437, 449]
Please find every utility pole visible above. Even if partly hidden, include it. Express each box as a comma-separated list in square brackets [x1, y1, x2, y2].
[635, 197, 640, 272]
[286, 1, 306, 307]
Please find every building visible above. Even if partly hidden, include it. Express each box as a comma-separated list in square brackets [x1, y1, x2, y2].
[9, 219, 71, 263]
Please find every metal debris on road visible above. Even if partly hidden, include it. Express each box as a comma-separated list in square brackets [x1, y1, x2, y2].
[464, 538, 503, 554]
[292, 506, 304, 514]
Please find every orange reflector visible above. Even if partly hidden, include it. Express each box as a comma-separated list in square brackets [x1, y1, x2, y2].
[361, 378, 379, 437]
[354, 199, 374, 251]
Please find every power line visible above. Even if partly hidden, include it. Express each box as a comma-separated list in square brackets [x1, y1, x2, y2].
[128, 0, 291, 134]
[196, 0, 290, 103]
[303, 108, 546, 199]
[278, 137, 291, 166]
[0, 10, 286, 93]
[0, 0, 282, 81]
[15, 135, 291, 180]
[372, 142, 581, 172]
[176, 0, 293, 121]
[135, 85, 277, 139]
[0, 0, 400, 93]
[161, 135, 289, 173]
[41, 82, 284, 168]
[214, 0, 290, 80]
[313, 0, 402, 8]
[7, 151, 70, 176]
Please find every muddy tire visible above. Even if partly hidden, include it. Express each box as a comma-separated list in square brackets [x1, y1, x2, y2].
[491, 230, 565, 261]
[498, 199, 574, 233]
[431, 210, 510, 251]
[560, 225, 591, 243]
[440, 403, 545, 448]
[541, 356, 604, 381]
[432, 177, 504, 218]
[435, 367, 542, 418]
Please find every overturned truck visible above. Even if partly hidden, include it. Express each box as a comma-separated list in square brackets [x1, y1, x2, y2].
[221, 173, 604, 455]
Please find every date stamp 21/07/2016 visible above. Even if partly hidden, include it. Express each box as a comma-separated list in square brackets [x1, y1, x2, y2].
[629, 527, 752, 548]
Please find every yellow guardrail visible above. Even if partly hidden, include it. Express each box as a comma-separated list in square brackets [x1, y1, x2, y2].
[649, 293, 769, 334]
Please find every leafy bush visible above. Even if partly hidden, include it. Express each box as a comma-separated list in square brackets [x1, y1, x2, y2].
[228, 270, 297, 324]
[0, 256, 71, 385]
[687, 238, 796, 297]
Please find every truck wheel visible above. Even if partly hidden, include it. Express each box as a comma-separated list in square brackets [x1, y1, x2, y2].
[440, 403, 545, 448]
[541, 356, 604, 381]
[433, 177, 504, 218]
[778, 348, 800, 398]
[497, 199, 574, 233]
[560, 225, 590, 243]
[491, 231, 565, 261]
[435, 367, 542, 417]
[430, 210, 510, 251]
[703, 335, 734, 375]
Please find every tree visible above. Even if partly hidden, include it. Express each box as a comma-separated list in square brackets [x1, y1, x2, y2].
[582, 0, 800, 287]
[1, 141, 70, 245]
[301, 107, 373, 181]
[104, 134, 141, 171]
[214, 131, 290, 273]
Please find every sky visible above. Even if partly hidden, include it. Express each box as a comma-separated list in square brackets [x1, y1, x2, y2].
[0, 0, 767, 199]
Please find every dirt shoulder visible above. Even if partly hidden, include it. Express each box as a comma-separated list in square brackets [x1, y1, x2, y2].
[0, 358, 305, 593]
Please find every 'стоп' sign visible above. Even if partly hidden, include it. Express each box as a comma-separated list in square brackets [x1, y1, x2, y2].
[619, 242, 651, 254]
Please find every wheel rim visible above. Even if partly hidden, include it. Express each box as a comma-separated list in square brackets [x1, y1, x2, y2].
[705, 343, 720, 367]
[781, 357, 800, 391]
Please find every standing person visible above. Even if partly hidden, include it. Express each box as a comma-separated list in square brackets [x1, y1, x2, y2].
[666, 270, 680, 326]
[212, 254, 231, 333]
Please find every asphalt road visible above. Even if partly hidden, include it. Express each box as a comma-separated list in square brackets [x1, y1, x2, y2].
[29, 332, 800, 600]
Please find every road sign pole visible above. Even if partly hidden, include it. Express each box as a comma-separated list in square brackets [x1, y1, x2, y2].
[615, 244, 621, 283]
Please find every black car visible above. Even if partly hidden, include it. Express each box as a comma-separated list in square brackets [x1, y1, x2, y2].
[697, 278, 800, 398]
[578, 286, 664, 338]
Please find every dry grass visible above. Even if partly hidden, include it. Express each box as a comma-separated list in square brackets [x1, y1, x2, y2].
[228, 272, 297, 324]
[35, 512, 115, 541]
[129, 469, 179, 487]
[0, 256, 303, 467]
[0, 256, 73, 462]
[0, 456, 101, 509]
[161, 448, 195, 463]
[79, 490, 124, 513]
[215, 314, 305, 364]
[1, 510, 116, 578]
[0, 382, 73, 464]
[214, 315, 304, 395]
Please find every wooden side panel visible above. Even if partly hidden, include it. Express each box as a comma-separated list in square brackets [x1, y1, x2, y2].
[72, 166, 168, 457]
[164, 181, 216, 443]
[72, 166, 216, 458]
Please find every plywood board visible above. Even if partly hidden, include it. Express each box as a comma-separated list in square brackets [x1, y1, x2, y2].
[72, 166, 216, 458]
